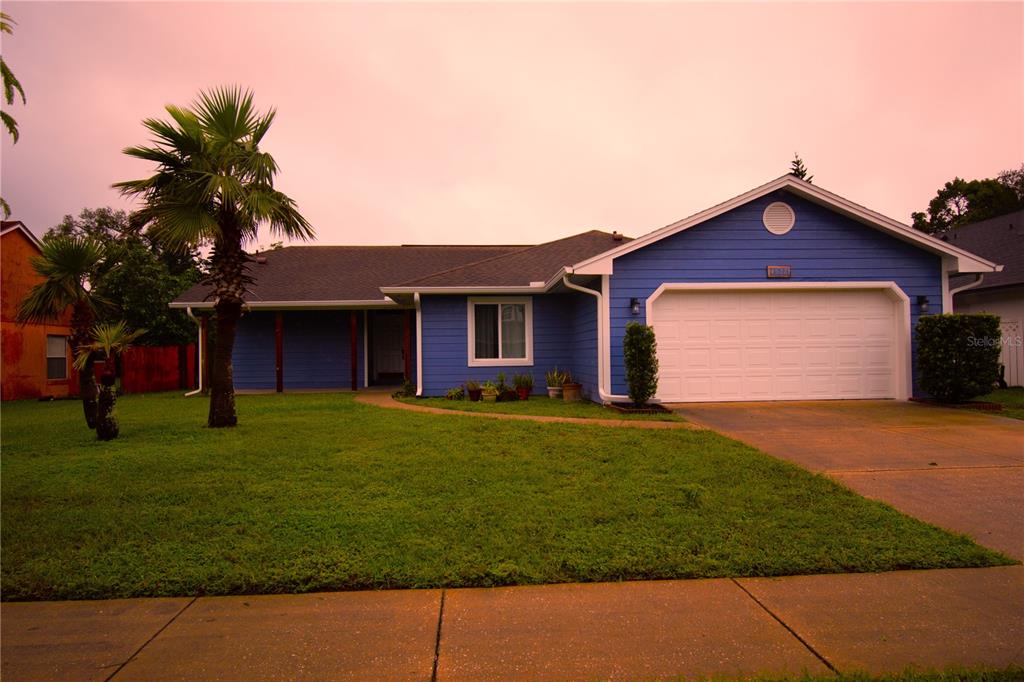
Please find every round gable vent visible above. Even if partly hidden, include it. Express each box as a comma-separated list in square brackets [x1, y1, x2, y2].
[762, 201, 795, 235]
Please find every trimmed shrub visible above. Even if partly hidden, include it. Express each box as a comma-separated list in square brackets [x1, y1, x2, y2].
[916, 313, 1001, 403]
[623, 321, 659, 406]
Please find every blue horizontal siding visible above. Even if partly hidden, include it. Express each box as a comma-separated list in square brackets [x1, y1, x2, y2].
[233, 312, 276, 389]
[232, 310, 366, 390]
[608, 190, 942, 396]
[420, 293, 595, 397]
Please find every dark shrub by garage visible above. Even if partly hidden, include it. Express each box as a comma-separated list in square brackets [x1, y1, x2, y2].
[916, 313, 1001, 403]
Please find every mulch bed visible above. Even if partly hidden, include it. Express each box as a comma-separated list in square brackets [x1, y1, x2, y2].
[606, 402, 674, 415]
[909, 397, 1003, 412]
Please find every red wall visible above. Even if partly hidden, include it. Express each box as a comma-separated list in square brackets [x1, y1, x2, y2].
[94, 345, 196, 394]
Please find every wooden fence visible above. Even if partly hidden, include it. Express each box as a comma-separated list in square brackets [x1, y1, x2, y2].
[93, 344, 195, 394]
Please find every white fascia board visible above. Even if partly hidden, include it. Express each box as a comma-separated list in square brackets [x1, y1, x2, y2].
[379, 285, 547, 296]
[569, 175, 1002, 276]
[168, 299, 405, 310]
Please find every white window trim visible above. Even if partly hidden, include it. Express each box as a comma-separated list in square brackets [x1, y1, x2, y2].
[467, 297, 534, 367]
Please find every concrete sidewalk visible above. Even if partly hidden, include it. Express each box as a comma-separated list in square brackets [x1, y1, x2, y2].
[3, 566, 1021, 681]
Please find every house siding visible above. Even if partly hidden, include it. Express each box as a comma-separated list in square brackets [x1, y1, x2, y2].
[607, 189, 942, 396]
[570, 294, 599, 400]
[234, 312, 276, 390]
[420, 293, 593, 396]
[233, 310, 366, 390]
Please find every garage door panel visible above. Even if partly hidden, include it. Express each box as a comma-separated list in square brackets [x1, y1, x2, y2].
[652, 289, 900, 402]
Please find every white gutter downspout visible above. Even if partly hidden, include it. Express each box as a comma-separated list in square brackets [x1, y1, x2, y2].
[184, 306, 203, 397]
[948, 274, 986, 308]
[562, 273, 629, 404]
[414, 292, 423, 396]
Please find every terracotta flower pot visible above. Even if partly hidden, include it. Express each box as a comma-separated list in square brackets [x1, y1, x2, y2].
[516, 386, 530, 401]
[562, 382, 582, 401]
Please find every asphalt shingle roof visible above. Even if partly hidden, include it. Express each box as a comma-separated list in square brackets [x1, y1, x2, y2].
[173, 244, 524, 304]
[944, 210, 1024, 291]
[172, 231, 629, 304]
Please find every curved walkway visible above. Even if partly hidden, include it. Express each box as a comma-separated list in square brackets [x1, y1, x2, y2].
[354, 391, 699, 430]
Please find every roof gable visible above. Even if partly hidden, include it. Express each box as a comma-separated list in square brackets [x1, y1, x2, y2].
[570, 176, 1001, 276]
[0, 221, 43, 251]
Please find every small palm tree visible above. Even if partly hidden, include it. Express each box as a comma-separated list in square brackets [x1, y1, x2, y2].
[18, 235, 106, 428]
[115, 87, 313, 427]
[74, 321, 146, 441]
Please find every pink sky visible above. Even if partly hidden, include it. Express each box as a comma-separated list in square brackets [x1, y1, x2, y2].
[2, 2, 1021, 247]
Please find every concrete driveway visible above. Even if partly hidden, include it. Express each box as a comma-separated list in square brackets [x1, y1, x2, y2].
[668, 401, 1024, 559]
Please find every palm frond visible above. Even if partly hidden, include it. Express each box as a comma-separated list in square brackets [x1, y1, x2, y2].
[1, 12, 16, 34]
[0, 110, 16, 143]
[17, 235, 104, 323]
[73, 321, 147, 370]
[1, 58, 26, 106]
[1, 196, 10, 218]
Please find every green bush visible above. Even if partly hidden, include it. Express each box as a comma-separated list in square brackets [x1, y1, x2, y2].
[623, 321, 659, 406]
[916, 313, 1001, 403]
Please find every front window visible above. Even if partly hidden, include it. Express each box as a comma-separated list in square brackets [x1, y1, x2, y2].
[46, 335, 68, 380]
[468, 298, 533, 366]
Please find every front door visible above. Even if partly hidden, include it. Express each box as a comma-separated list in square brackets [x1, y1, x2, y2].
[371, 311, 405, 384]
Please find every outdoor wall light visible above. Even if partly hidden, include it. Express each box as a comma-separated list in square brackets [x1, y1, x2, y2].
[917, 295, 930, 314]
[630, 297, 641, 316]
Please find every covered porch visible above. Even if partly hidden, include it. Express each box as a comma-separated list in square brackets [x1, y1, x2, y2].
[192, 307, 416, 393]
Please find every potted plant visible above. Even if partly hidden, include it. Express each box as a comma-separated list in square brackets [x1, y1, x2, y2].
[446, 386, 465, 400]
[562, 371, 582, 402]
[465, 379, 482, 402]
[495, 372, 518, 401]
[513, 373, 534, 400]
[545, 367, 566, 399]
[481, 380, 499, 402]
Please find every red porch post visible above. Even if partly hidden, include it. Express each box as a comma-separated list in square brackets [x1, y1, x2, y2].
[275, 312, 284, 393]
[350, 311, 358, 391]
[200, 314, 210, 393]
[403, 310, 412, 381]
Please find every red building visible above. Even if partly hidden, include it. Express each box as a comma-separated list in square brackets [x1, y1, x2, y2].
[1, 221, 78, 400]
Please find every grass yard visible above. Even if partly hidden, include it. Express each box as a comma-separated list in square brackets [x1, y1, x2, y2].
[397, 395, 682, 421]
[1, 393, 1011, 601]
[977, 387, 1024, 420]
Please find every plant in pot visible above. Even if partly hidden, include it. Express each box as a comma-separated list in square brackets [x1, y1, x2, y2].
[465, 379, 482, 402]
[545, 367, 566, 399]
[481, 380, 499, 402]
[513, 373, 534, 400]
[561, 371, 583, 402]
[495, 372, 518, 402]
[446, 386, 465, 400]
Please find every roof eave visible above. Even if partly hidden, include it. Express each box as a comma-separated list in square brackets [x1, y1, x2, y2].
[169, 299, 403, 311]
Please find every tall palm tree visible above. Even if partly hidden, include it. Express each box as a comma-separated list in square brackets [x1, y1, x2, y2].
[2, 11, 27, 218]
[115, 87, 313, 427]
[18, 235, 106, 428]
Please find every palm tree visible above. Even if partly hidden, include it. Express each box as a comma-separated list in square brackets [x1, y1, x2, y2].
[18, 235, 106, 428]
[73, 321, 146, 440]
[1, 11, 27, 218]
[114, 87, 313, 427]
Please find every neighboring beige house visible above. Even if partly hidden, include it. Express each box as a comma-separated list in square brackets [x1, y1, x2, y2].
[944, 210, 1024, 387]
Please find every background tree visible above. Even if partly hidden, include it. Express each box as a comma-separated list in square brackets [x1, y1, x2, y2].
[48, 208, 203, 345]
[115, 87, 313, 427]
[789, 153, 813, 183]
[1, 12, 27, 217]
[911, 166, 1024, 234]
[17, 236, 106, 429]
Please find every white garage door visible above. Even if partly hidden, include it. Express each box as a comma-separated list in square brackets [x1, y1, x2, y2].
[651, 288, 899, 402]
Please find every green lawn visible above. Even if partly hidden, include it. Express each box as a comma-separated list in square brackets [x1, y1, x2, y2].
[398, 395, 682, 421]
[977, 387, 1024, 420]
[1, 393, 1011, 601]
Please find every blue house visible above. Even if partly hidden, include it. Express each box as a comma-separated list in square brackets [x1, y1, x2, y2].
[172, 176, 1000, 402]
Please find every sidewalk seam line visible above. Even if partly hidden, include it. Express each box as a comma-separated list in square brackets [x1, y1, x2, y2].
[730, 579, 837, 674]
[431, 589, 446, 682]
[827, 463, 1023, 474]
[105, 596, 198, 681]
